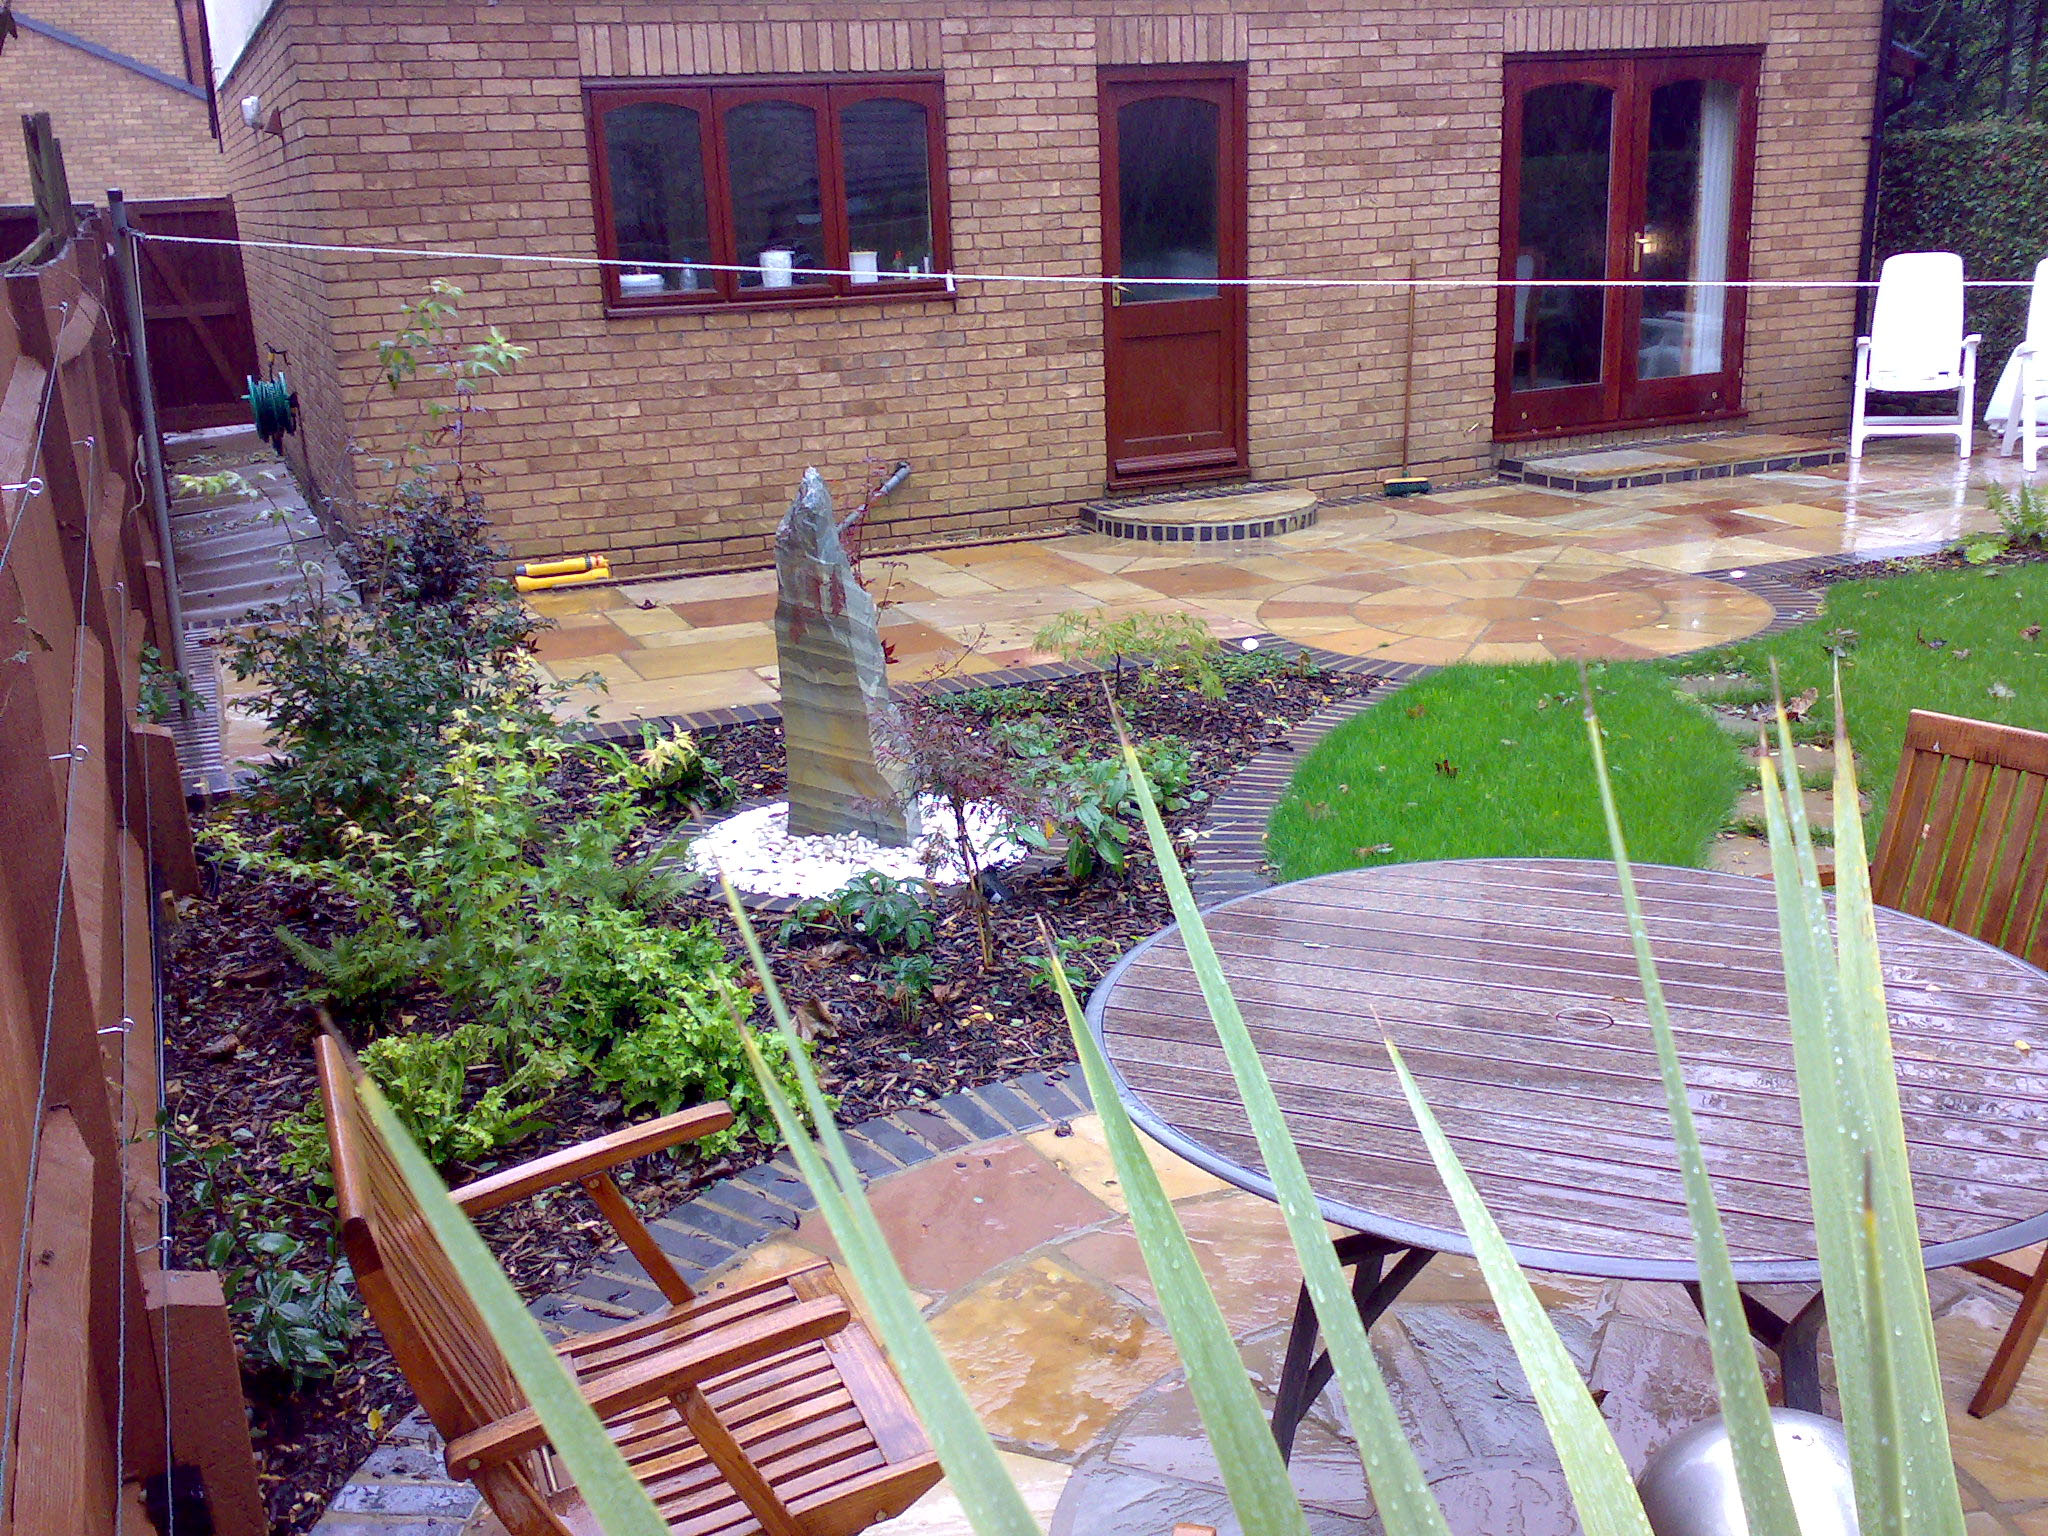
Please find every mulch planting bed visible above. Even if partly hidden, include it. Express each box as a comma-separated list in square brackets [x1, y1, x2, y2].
[163, 663, 1380, 1531]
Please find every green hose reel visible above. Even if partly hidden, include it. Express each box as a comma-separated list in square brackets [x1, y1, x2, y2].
[245, 370, 299, 451]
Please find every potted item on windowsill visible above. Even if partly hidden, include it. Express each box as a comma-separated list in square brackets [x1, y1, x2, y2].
[850, 250, 879, 285]
[617, 270, 663, 298]
[759, 248, 796, 288]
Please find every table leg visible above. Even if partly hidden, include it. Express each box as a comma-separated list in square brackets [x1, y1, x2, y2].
[1271, 1234, 1436, 1462]
[1685, 1285, 1830, 1415]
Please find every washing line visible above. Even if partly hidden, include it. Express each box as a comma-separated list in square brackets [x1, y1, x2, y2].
[134, 230, 2042, 290]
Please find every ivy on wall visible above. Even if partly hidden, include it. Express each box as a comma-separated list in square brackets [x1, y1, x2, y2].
[1877, 120, 2048, 371]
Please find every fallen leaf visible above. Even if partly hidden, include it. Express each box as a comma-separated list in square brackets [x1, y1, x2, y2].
[1535, 695, 1552, 710]
[1990, 681, 2017, 699]
[1916, 629, 1947, 650]
[1434, 757, 1459, 778]
[2024, 624, 2042, 640]
[1304, 800, 1332, 820]
[1406, 703, 1427, 718]
[1785, 687, 1820, 721]
[793, 997, 838, 1042]
[1355, 843, 1395, 856]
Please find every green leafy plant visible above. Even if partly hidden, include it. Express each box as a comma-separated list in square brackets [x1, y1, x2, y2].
[589, 724, 737, 814]
[1014, 737, 1204, 882]
[1214, 640, 1322, 687]
[136, 642, 201, 722]
[1022, 932, 1118, 995]
[209, 717, 792, 1166]
[1034, 609, 1225, 697]
[875, 952, 939, 1026]
[777, 871, 934, 952]
[170, 468, 257, 501]
[375, 278, 530, 492]
[1964, 482, 2048, 562]
[167, 1125, 360, 1383]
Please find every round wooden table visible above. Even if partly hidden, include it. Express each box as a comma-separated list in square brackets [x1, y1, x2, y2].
[1086, 858, 2048, 1445]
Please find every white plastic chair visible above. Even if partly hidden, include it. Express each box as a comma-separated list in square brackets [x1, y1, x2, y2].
[1984, 256, 2048, 471]
[1850, 252, 1981, 459]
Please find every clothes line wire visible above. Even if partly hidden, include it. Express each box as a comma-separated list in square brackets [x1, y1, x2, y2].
[134, 230, 2043, 290]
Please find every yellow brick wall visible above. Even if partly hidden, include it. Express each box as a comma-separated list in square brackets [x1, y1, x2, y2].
[0, 0, 224, 201]
[221, 0, 1880, 577]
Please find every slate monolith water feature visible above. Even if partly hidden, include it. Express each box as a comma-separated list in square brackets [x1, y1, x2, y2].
[774, 468, 919, 845]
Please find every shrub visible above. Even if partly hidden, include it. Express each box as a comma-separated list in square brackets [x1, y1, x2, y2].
[589, 724, 737, 814]
[777, 871, 934, 952]
[1877, 120, 2048, 370]
[209, 717, 796, 1165]
[1015, 736, 1205, 882]
[1034, 610, 1225, 697]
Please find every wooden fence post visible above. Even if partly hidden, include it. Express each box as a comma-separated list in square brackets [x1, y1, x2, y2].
[143, 1273, 268, 1536]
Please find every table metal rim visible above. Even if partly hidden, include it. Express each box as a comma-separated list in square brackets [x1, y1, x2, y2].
[1083, 856, 2048, 1286]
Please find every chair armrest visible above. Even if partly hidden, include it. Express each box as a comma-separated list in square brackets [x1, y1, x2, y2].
[1965, 333, 1984, 353]
[451, 1102, 735, 1215]
[443, 1294, 852, 1474]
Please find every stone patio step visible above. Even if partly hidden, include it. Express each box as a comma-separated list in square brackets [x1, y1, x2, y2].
[1081, 486, 1318, 543]
[1499, 432, 1845, 493]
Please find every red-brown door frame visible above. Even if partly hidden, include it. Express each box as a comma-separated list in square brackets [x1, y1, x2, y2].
[1099, 65, 1249, 487]
[1495, 48, 1761, 441]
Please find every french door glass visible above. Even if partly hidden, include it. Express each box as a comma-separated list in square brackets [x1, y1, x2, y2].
[1497, 52, 1758, 438]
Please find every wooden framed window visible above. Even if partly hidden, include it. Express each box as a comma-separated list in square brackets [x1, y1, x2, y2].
[586, 76, 951, 312]
[1495, 49, 1762, 439]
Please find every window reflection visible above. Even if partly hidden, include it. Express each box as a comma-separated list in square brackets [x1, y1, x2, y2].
[605, 102, 712, 296]
[842, 98, 934, 281]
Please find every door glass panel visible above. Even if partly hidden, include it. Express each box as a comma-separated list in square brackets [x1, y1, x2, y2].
[1116, 96, 1219, 302]
[605, 103, 712, 295]
[1511, 82, 1612, 391]
[842, 97, 934, 281]
[1637, 79, 1739, 379]
[725, 100, 824, 288]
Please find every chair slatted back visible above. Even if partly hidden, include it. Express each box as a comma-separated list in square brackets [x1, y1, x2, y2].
[1868, 252, 1967, 388]
[1872, 711, 2048, 968]
[315, 1037, 558, 1519]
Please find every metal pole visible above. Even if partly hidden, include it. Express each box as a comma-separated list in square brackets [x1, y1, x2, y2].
[108, 188, 188, 683]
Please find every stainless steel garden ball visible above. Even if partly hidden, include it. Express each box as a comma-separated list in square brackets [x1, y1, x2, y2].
[1637, 1409, 1857, 1536]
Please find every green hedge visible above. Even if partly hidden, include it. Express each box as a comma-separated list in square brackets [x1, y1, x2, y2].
[1877, 121, 2048, 373]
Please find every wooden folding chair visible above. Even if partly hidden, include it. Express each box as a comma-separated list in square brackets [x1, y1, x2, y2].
[314, 1036, 943, 1535]
[1866, 711, 2048, 1415]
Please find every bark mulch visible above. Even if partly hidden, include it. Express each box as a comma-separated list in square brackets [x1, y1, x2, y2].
[162, 661, 1380, 1531]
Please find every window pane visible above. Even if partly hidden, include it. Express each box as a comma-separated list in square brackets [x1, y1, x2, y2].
[726, 100, 824, 288]
[1637, 78, 1739, 380]
[1512, 81, 1612, 392]
[1116, 96, 1219, 303]
[605, 102, 712, 295]
[841, 97, 934, 282]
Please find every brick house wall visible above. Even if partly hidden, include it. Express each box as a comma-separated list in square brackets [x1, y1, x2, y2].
[0, 0, 223, 201]
[219, 0, 1880, 578]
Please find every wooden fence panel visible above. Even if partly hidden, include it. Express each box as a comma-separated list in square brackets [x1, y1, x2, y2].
[0, 213, 255, 1533]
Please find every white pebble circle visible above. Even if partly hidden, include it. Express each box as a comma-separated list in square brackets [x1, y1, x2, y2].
[686, 797, 1029, 900]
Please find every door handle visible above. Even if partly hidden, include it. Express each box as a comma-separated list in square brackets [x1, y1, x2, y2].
[1110, 280, 1126, 307]
[1631, 231, 1650, 275]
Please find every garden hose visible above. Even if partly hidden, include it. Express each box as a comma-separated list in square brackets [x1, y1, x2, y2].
[515, 554, 611, 591]
[245, 371, 299, 451]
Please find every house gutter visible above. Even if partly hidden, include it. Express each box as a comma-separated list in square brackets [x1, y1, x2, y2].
[11, 12, 209, 100]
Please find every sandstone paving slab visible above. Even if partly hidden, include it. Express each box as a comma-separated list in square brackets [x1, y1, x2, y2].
[1023, 1114, 1229, 1213]
[926, 1254, 1179, 1454]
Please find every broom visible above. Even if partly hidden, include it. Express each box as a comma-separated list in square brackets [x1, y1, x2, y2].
[1383, 260, 1432, 497]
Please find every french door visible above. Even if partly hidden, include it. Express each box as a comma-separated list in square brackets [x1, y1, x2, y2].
[1100, 67, 1249, 485]
[1496, 51, 1760, 439]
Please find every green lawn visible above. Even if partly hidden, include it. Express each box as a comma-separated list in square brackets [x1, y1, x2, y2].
[1668, 562, 2048, 825]
[1266, 661, 1743, 880]
[1266, 561, 2048, 881]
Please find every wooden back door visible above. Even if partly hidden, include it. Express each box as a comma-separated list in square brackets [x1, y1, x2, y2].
[1099, 67, 1247, 486]
[1496, 51, 1759, 440]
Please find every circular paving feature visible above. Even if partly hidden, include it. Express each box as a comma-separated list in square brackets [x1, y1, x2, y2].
[1257, 555, 1776, 666]
[1085, 488, 1320, 543]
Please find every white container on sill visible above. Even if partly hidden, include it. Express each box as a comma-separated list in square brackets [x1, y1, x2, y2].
[759, 249, 795, 288]
[849, 250, 879, 284]
[618, 272, 663, 297]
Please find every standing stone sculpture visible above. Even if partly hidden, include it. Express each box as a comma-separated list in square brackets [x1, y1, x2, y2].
[774, 468, 919, 845]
